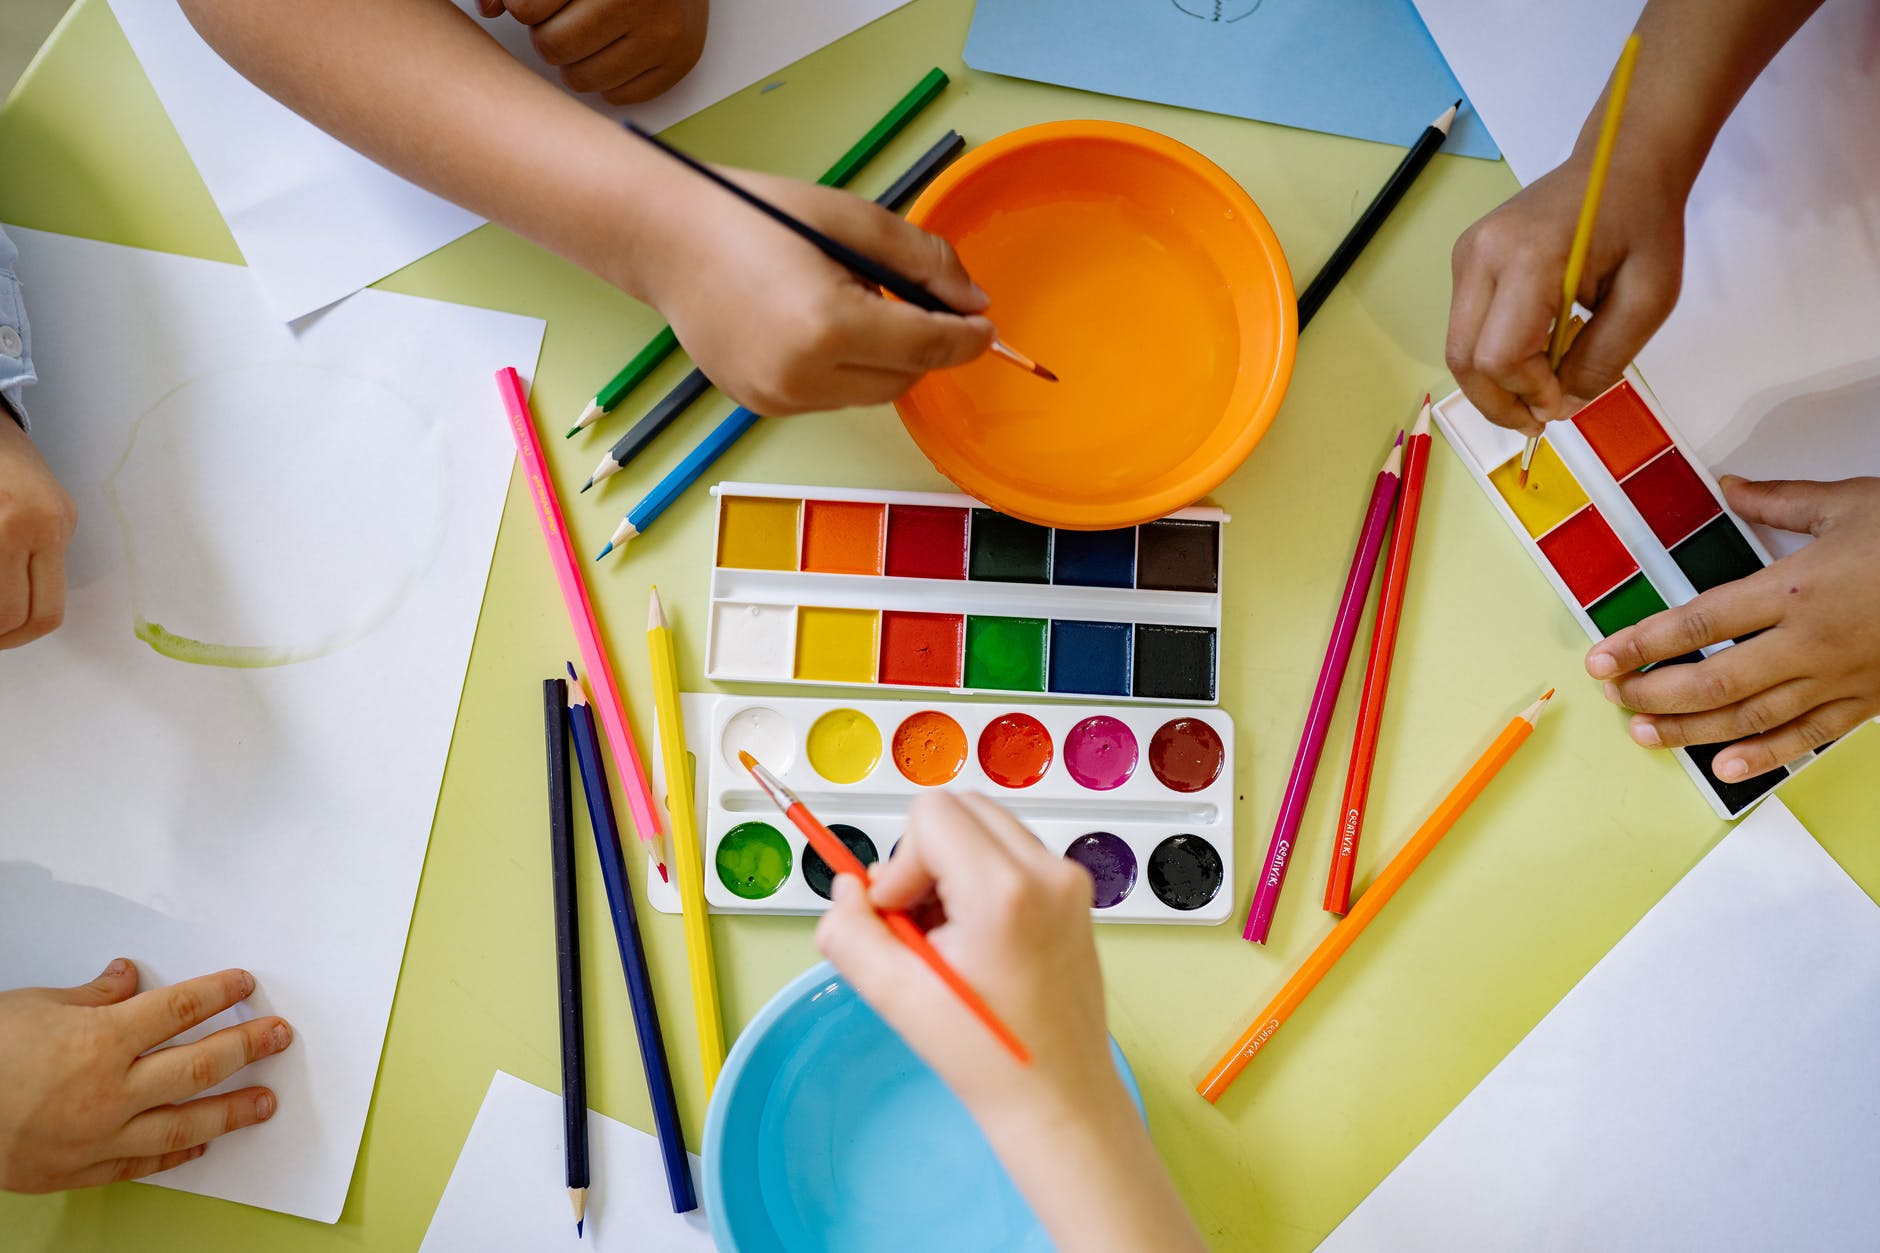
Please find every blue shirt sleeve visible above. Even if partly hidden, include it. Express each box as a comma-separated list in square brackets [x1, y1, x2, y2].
[0, 225, 36, 430]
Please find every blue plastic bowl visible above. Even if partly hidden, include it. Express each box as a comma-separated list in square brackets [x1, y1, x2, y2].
[704, 961, 1144, 1252]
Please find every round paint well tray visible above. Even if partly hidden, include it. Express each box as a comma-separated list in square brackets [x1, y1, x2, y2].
[896, 120, 1296, 530]
[704, 961, 1143, 1252]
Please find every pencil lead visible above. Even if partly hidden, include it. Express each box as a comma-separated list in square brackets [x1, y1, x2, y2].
[577, 1221, 584, 1239]
[579, 477, 595, 494]
[594, 542, 613, 561]
[1542, 687, 1556, 702]
[566, 660, 579, 683]
[1032, 361, 1060, 383]
[657, 861, 670, 883]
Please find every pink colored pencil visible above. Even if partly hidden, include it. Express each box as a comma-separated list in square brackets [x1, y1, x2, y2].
[496, 367, 668, 883]
[1243, 434, 1403, 943]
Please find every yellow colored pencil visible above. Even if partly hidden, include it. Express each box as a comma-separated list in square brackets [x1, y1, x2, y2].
[647, 586, 726, 1094]
[1519, 32, 1641, 487]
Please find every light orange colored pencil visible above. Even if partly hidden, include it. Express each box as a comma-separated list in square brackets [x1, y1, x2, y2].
[1200, 689, 1555, 1103]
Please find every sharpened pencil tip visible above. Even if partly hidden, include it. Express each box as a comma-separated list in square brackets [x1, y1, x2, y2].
[577, 1221, 583, 1239]
[657, 860, 669, 883]
[1032, 362, 1059, 383]
[595, 542, 613, 560]
[564, 426, 581, 439]
[579, 478, 595, 493]
[566, 661, 578, 682]
[1542, 688, 1556, 701]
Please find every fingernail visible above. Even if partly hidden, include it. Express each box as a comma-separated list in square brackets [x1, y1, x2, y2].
[1630, 719, 1661, 747]
[831, 875, 859, 902]
[1587, 652, 1619, 679]
[967, 282, 990, 307]
[104, 958, 130, 978]
[269, 1023, 292, 1051]
[256, 1092, 276, 1120]
[1719, 474, 1744, 489]
[1717, 756, 1749, 781]
[1601, 682, 1621, 705]
[190, 1144, 207, 1161]
[241, 970, 257, 996]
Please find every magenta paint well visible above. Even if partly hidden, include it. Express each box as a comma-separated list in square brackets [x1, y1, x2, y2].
[1064, 833, 1138, 909]
[1063, 716, 1139, 791]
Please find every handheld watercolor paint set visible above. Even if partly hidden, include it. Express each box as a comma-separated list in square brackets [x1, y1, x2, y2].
[1435, 371, 1828, 817]
[704, 483, 1226, 703]
[645, 694, 1236, 923]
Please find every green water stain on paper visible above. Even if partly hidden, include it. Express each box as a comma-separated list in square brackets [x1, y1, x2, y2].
[133, 619, 316, 669]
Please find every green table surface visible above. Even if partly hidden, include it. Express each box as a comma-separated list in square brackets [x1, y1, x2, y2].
[4, 2, 1874, 1249]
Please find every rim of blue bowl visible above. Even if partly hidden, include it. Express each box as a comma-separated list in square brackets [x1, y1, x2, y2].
[703, 960, 1146, 1249]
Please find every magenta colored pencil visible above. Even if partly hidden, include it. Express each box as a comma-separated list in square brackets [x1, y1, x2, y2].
[1243, 434, 1404, 944]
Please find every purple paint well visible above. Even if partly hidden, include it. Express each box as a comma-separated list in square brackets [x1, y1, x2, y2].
[1064, 832, 1138, 909]
[1064, 715, 1139, 791]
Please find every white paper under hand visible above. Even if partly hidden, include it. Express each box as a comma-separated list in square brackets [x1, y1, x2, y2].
[420, 1072, 711, 1252]
[1322, 796, 1880, 1252]
[0, 226, 544, 1222]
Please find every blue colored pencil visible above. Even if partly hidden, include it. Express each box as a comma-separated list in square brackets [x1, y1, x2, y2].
[597, 407, 759, 560]
[564, 671, 697, 1214]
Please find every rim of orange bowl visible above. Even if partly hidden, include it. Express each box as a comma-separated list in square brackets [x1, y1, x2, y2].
[896, 119, 1298, 530]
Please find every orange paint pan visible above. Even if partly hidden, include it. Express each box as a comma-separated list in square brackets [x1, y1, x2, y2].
[897, 121, 1296, 530]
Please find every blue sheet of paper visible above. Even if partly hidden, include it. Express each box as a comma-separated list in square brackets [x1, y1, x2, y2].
[964, 0, 1499, 160]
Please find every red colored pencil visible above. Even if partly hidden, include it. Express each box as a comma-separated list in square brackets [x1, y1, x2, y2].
[1325, 397, 1434, 914]
[737, 751, 1032, 1065]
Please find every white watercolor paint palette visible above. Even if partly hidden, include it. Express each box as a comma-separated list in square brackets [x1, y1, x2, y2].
[645, 694, 1236, 924]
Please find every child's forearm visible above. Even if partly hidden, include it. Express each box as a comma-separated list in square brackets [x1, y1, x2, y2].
[177, 0, 685, 302]
[984, 1073, 1209, 1253]
[1576, 0, 1828, 195]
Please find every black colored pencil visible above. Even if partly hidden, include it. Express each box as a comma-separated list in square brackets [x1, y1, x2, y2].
[544, 678, 590, 1236]
[625, 122, 1056, 382]
[1297, 100, 1461, 329]
[580, 368, 714, 492]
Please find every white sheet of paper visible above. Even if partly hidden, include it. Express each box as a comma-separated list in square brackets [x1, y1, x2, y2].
[0, 227, 544, 1221]
[1322, 797, 1880, 1252]
[108, 0, 911, 322]
[420, 1071, 712, 1252]
[1412, 0, 1880, 558]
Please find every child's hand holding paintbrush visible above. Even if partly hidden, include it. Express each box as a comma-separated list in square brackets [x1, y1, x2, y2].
[812, 791, 1206, 1253]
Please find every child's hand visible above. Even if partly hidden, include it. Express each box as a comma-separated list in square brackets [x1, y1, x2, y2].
[817, 793, 1207, 1253]
[0, 414, 76, 650]
[635, 169, 995, 417]
[478, 0, 707, 105]
[1446, 154, 1685, 436]
[1587, 476, 1880, 781]
[816, 792, 1120, 1135]
[0, 961, 292, 1193]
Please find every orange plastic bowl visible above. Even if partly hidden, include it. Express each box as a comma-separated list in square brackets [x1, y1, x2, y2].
[896, 121, 1296, 530]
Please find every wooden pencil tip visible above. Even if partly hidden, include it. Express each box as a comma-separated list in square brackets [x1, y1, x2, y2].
[648, 586, 666, 630]
[1413, 396, 1433, 437]
[1542, 687, 1556, 702]
[657, 860, 669, 883]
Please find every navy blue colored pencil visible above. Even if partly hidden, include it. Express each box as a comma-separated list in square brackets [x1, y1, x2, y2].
[564, 668, 697, 1214]
[544, 679, 590, 1236]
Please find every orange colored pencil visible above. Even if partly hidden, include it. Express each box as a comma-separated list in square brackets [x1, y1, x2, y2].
[737, 752, 1032, 1065]
[1326, 396, 1434, 915]
[1200, 689, 1554, 1103]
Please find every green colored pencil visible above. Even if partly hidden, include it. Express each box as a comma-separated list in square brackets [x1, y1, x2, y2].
[566, 67, 951, 437]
